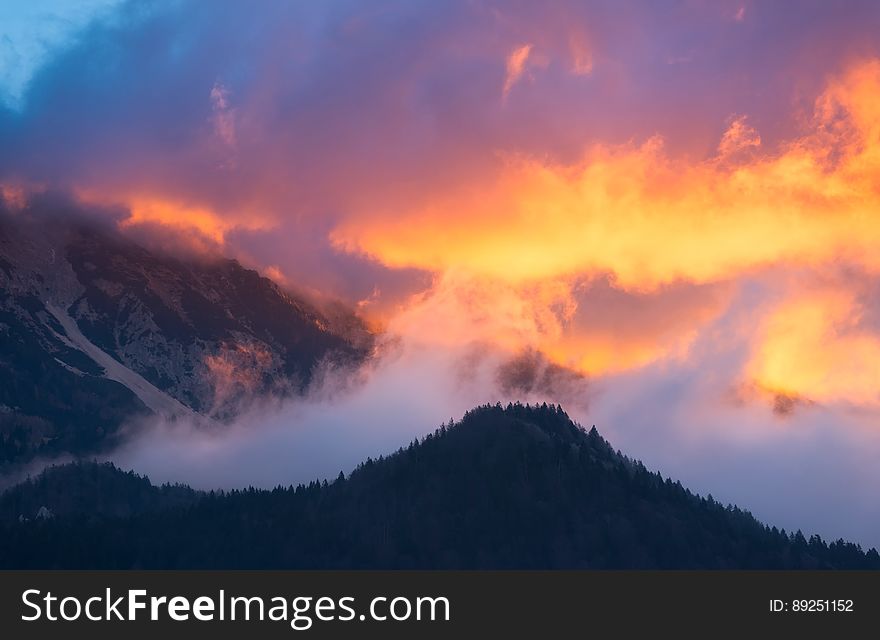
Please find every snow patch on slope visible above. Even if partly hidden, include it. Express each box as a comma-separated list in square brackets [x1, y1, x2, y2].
[43, 302, 195, 420]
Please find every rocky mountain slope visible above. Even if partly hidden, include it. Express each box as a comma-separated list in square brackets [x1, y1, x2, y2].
[0, 199, 371, 465]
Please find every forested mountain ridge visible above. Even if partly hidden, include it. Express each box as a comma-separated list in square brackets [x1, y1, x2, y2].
[1, 404, 876, 569]
[0, 461, 199, 522]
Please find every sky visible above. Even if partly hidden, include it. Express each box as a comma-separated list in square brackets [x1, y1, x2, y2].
[0, 0, 122, 107]
[3, 0, 880, 547]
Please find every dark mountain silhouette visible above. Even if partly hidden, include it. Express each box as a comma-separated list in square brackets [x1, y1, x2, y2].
[1, 404, 876, 569]
[0, 200, 371, 466]
[0, 461, 199, 522]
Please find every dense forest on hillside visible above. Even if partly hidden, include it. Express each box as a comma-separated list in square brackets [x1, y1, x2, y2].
[1, 404, 877, 569]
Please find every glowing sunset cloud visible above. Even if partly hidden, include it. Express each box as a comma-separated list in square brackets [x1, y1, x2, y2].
[503, 43, 533, 98]
[322, 58, 880, 399]
[124, 198, 235, 243]
[542, 281, 730, 376]
[749, 288, 880, 407]
[73, 192, 275, 245]
[4, 0, 880, 409]
[332, 60, 880, 293]
[717, 115, 761, 158]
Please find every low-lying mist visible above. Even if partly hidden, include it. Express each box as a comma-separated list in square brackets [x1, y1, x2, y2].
[105, 337, 591, 491]
[99, 316, 880, 552]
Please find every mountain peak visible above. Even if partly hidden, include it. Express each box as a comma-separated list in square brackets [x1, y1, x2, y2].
[2, 405, 878, 569]
[0, 208, 372, 466]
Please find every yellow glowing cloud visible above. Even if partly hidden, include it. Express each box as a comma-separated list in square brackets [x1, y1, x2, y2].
[748, 288, 880, 406]
[543, 289, 727, 375]
[544, 331, 694, 377]
[384, 270, 727, 378]
[332, 60, 880, 293]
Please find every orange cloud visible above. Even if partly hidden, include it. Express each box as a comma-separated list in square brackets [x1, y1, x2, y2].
[748, 288, 880, 407]
[503, 43, 533, 98]
[717, 115, 761, 158]
[47, 58, 880, 405]
[388, 272, 574, 353]
[263, 265, 289, 286]
[0, 182, 27, 210]
[544, 279, 730, 375]
[385, 271, 729, 377]
[123, 197, 235, 243]
[332, 59, 880, 293]
[324, 59, 880, 396]
[72, 190, 274, 245]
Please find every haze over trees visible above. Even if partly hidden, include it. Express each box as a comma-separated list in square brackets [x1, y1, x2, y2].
[1, 404, 876, 569]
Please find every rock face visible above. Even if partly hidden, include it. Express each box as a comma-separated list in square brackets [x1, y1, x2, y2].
[0, 204, 371, 465]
